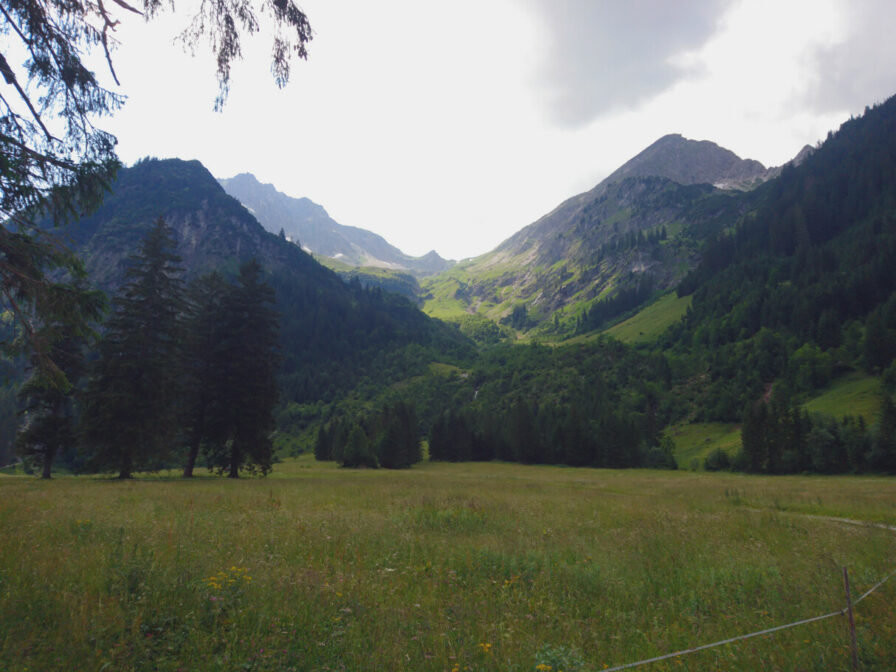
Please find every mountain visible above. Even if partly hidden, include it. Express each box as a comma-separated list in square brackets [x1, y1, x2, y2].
[8, 97, 895, 477]
[65, 159, 335, 291]
[422, 134, 805, 333]
[218, 173, 453, 275]
[601, 133, 778, 190]
[414, 97, 896, 475]
[661, 95, 896, 428]
[62, 158, 473, 411]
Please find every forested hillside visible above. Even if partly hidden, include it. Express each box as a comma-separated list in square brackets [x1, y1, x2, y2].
[666, 99, 896, 413]
[63, 159, 473, 411]
[4, 159, 473, 474]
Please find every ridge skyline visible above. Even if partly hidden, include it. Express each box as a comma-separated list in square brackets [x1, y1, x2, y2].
[216, 131, 811, 264]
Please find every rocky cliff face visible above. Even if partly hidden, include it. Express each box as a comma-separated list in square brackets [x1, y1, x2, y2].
[64, 159, 342, 294]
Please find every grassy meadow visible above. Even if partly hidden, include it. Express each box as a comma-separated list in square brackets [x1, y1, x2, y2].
[802, 373, 883, 423]
[666, 422, 742, 470]
[601, 293, 692, 345]
[2, 458, 896, 671]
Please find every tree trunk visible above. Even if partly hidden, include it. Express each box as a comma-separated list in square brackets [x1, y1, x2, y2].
[41, 455, 52, 479]
[184, 432, 201, 478]
[118, 448, 132, 479]
[228, 443, 240, 478]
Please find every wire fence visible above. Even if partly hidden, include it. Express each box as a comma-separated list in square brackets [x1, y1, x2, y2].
[599, 563, 896, 671]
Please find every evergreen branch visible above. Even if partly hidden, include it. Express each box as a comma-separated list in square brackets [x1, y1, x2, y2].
[0, 52, 55, 142]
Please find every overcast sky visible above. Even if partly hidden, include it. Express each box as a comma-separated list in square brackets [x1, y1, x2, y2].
[101, 0, 896, 260]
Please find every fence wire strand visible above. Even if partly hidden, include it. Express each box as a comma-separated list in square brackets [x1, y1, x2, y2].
[600, 567, 896, 672]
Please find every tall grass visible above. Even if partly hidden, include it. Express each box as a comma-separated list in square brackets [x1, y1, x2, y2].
[1, 459, 894, 671]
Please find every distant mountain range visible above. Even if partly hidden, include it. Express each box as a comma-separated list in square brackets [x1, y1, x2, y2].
[8, 94, 894, 472]
[421, 134, 813, 331]
[217, 173, 453, 276]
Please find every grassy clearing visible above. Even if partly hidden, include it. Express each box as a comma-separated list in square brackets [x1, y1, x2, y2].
[602, 293, 692, 344]
[667, 422, 742, 469]
[2, 458, 895, 671]
[803, 372, 883, 422]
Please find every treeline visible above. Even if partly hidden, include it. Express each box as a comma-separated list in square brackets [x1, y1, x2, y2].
[315, 339, 679, 471]
[313, 401, 422, 469]
[702, 393, 896, 474]
[429, 401, 676, 469]
[591, 226, 667, 264]
[16, 219, 280, 479]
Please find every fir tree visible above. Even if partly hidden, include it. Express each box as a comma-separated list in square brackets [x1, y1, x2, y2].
[341, 423, 377, 468]
[82, 219, 185, 478]
[206, 259, 280, 477]
[15, 276, 104, 478]
[180, 272, 231, 477]
[375, 401, 421, 469]
[870, 395, 896, 473]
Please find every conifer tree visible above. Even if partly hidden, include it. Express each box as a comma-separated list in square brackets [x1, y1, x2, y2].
[82, 219, 185, 478]
[740, 402, 769, 473]
[180, 272, 230, 477]
[15, 276, 105, 478]
[205, 259, 280, 477]
[313, 423, 333, 461]
[870, 395, 896, 473]
[341, 423, 377, 468]
[375, 401, 421, 469]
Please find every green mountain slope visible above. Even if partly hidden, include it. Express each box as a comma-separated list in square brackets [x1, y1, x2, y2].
[662, 95, 896, 425]
[62, 158, 474, 422]
[404, 97, 896, 475]
[422, 135, 792, 335]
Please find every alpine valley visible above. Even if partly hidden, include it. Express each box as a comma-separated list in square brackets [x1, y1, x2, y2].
[3, 94, 896, 476]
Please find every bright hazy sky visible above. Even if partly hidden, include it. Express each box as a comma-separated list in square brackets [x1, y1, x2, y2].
[100, 0, 896, 260]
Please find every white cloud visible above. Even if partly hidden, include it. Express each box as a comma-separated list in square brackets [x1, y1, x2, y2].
[803, 0, 896, 113]
[523, 0, 736, 125]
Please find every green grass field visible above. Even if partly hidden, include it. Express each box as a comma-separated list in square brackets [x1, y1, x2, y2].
[602, 293, 692, 344]
[667, 422, 742, 469]
[2, 458, 895, 671]
[803, 372, 883, 422]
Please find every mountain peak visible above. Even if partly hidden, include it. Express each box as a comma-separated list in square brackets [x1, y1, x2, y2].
[604, 134, 770, 190]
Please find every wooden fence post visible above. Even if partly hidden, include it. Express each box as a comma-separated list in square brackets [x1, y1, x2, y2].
[843, 566, 859, 671]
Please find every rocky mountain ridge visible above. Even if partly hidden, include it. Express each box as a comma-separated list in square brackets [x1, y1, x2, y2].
[218, 173, 453, 276]
[64, 159, 339, 293]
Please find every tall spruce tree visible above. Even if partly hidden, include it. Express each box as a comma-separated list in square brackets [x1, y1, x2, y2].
[180, 272, 230, 477]
[82, 219, 185, 478]
[205, 259, 280, 478]
[375, 401, 422, 469]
